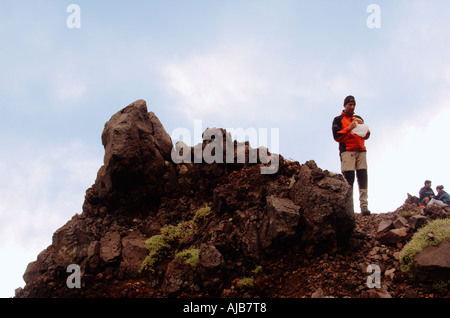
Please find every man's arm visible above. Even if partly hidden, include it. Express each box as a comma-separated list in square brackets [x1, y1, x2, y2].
[332, 116, 349, 142]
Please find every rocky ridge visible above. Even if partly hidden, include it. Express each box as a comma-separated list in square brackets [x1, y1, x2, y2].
[16, 100, 450, 298]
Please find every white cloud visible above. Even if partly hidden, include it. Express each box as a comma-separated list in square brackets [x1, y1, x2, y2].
[0, 245, 36, 297]
[162, 41, 360, 129]
[0, 141, 101, 248]
[388, 2, 450, 86]
[369, 97, 450, 213]
[327, 56, 379, 99]
[163, 42, 270, 122]
[357, 2, 450, 213]
[52, 79, 88, 103]
[0, 140, 102, 296]
[0, 142, 101, 245]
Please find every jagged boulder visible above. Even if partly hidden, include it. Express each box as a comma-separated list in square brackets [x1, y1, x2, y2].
[289, 160, 355, 256]
[162, 257, 196, 297]
[408, 215, 429, 231]
[379, 227, 408, 244]
[413, 238, 450, 282]
[118, 230, 148, 278]
[84, 99, 178, 216]
[377, 219, 393, 234]
[259, 196, 301, 249]
[99, 231, 122, 263]
[196, 244, 225, 293]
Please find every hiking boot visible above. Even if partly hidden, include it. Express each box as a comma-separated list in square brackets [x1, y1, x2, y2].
[361, 208, 371, 216]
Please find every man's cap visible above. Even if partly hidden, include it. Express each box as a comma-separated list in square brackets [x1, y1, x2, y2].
[344, 95, 356, 106]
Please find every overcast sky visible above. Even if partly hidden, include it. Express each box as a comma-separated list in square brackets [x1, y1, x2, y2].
[1, 0, 450, 297]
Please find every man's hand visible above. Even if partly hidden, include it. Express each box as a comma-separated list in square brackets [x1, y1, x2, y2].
[347, 120, 358, 131]
[347, 118, 364, 132]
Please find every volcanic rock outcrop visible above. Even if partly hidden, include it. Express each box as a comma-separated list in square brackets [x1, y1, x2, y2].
[19, 100, 355, 298]
[84, 100, 177, 216]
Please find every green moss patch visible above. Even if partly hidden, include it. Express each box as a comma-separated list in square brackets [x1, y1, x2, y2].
[400, 218, 450, 278]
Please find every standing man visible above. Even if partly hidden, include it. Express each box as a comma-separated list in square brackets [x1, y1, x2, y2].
[332, 95, 371, 215]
